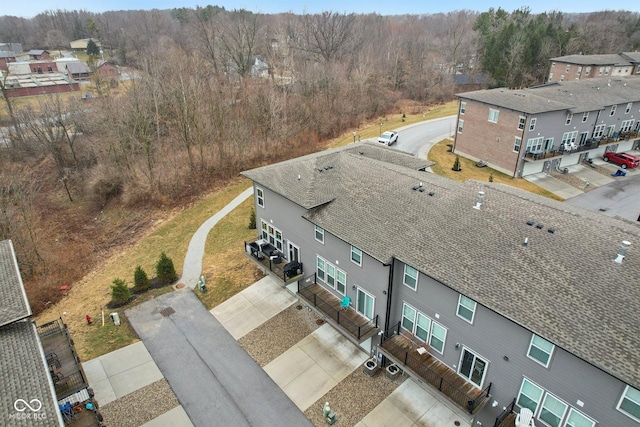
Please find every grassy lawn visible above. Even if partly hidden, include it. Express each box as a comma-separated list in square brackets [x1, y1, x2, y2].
[428, 138, 563, 200]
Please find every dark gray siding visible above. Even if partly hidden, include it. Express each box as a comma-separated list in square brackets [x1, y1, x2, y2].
[389, 261, 635, 427]
[252, 185, 390, 328]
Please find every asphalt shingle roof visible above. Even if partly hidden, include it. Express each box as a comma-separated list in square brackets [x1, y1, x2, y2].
[550, 53, 633, 66]
[243, 143, 640, 389]
[457, 76, 640, 114]
[0, 320, 62, 426]
[65, 62, 91, 74]
[0, 240, 32, 327]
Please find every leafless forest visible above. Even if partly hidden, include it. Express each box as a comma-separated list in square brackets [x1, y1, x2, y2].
[0, 7, 638, 310]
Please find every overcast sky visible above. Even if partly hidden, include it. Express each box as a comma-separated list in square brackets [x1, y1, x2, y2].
[2, 0, 637, 19]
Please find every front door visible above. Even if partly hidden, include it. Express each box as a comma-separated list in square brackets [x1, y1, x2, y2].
[287, 241, 300, 262]
[356, 287, 374, 320]
[459, 348, 488, 388]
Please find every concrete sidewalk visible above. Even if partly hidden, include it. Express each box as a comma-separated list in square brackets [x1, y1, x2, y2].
[126, 289, 312, 427]
[524, 172, 584, 199]
[210, 276, 298, 339]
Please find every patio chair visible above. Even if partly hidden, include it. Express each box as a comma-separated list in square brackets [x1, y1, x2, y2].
[340, 296, 351, 310]
[516, 408, 535, 427]
[59, 402, 74, 422]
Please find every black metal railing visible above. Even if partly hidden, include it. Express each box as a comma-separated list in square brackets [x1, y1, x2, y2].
[494, 398, 517, 427]
[243, 240, 303, 283]
[381, 322, 491, 415]
[298, 275, 378, 340]
[37, 318, 64, 338]
[54, 371, 87, 399]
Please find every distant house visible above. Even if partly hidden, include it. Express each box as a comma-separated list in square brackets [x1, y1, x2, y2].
[69, 38, 101, 51]
[65, 62, 92, 81]
[28, 49, 50, 60]
[0, 42, 23, 53]
[454, 73, 490, 92]
[30, 61, 58, 74]
[0, 51, 16, 71]
[96, 60, 119, 79]
[548, 52, 640, 82]
[251, 55, 269, 78]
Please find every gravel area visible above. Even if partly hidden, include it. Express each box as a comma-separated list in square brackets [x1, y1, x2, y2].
[549, 170, 596, 192]
[238, 303, 321, 366]
[100, 379, 179, 427]
[304, 368, 406, 427]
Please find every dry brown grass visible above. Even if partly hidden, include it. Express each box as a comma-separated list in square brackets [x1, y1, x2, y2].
[428, 139, 563, 201]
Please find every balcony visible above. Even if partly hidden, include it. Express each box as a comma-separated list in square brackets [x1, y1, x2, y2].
[524, 131, 639, 162]
[243, 239, 303, 284]
[494, 398, 517, 427]
[379, 322, 491, 416]
[297, 274, 379, 343]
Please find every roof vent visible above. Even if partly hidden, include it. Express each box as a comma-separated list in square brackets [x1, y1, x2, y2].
[317, 168, 323, 172]
[614, 240, 631, 264]
[526, 220, 535, 226]
[536, 223, 544, 229]
[412, 185, 419, 191]
[522, 237, 529, 247]
[359, 151, 364, 155]
[473, 191, 485, 210]
[297, 175, 301, 181]
[419, 187, 425, 192]
[428, 191, 435, 196]
[547, 228, 555, 234]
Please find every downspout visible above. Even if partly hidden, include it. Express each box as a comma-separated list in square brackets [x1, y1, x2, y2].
[384, 257, 395, 334]
[513, 116, 527, 178]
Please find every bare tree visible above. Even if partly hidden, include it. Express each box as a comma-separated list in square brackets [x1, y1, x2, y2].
[301, 12, 356, 63]
[219, 10, 262, 78]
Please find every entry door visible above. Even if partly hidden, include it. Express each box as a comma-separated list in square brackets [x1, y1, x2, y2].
[459, 348, 488, 388]
[287, 241, 300, 262]
[356, 287, 374, 320]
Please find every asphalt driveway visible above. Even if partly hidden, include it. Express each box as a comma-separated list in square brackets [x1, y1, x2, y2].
[125, 289, 312, 427]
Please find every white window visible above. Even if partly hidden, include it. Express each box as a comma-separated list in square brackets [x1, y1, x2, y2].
[415, 313, 431, 341]
[565, 113, 573, 125]
[351, 246, 362, 266]
[565, 64, 570, 72]
[528, 334, 555, 367]
[356, 287, 374, 320]
[514, 137, 522, 153]
[617, 385, 640, 422]
[256, 187, 264, 208]
[403, 264, 418, 290]
[260, 220, 283, 251]
[457, 295, 477, 323]
[582, 112, 589, 122]
[593, 124, 605, 138]
[317, 256, 326, 281]
[526, 137, 544, 152]
[336, 270, 346, 295]
[458, 348, 488, 387]
[518, 116, 526, 130]
[402, 303, 416, 332]
[585, 66, 590, 76]
[326, 263, 335, 288]
[315, 225, 324, 243]
[560, 75, 564, 82]
[548, 73, 553, 81]
[517, 378, 544, 413]
[610, 105, 617, 116]
[540, 393, 567, 427]
[621, 120, 635, 132]
[529, 118, 537, 131]
[460, 101, 466, 114]
[562, 131, 578, 146]
[598, 67, 604, 76]
[564, 408, 596, 427]
[637, 65, 640, 74]
[551, 62, 556, 67]
[625, 103, 633, 114]
[488, 109, 499, 123]
[577, 66, 582, 75]
[605, 66, 610, 75]
[430, 322, 446, 353]
[457, 119, 464, 133]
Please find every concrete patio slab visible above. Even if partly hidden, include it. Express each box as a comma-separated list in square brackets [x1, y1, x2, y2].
[357, 379, 471, 427]
[524, 172, 584, 199]
[140, 406, 193, 427]
[264, 324, 368, 411]
[211, 276, 297, 339]
[565, 164, 614, 187]
[82, 341, 162, 405]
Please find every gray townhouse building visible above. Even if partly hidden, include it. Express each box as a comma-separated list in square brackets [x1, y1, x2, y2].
[547, 52, 640, 83]
[453, 77, 640, 177]
[242, 142, 640, 427]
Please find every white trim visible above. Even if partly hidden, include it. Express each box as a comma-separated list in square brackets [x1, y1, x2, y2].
[460, 101, 466, 115]
[563, 408, 596, 427]
[488, 108, 499, 123]
[457, 119, 464, 134]
[517, 377, 544, 415]
[315, 225, 324, 244]
[356, 286, 375, 320]
[539, 392, 568, 427]
[529, 117, 537, 131]
[351, 246, 362, 266]
[403, 264, 419, 291]
[617, 385, 640, 423]
[429, 321, 447, 354]
[527, 334, 555, 368]
[518, 116, 527, 130]
[456, 294, 476, 324]
[457, 346, 489, 388]
[256, 187, 265, 208]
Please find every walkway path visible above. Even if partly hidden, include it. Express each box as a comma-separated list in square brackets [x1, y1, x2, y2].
[180, 187, 253, 288]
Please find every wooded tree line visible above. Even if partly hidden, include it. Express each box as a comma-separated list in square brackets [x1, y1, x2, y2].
[0, 7, 639, 310]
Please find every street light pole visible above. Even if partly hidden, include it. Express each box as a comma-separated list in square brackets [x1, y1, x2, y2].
[380, 122, 382, 136]
[353, 131, 356, 143]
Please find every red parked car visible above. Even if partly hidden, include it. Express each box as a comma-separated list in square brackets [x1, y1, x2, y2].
[602, 152, 640, 169]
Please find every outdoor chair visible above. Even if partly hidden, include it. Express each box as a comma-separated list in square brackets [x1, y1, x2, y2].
[59, 402, 74, 422]
[516, 407, 535, 427]
[340, 296, 351, 310]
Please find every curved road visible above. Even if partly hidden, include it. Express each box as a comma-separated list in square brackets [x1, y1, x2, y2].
[393, 115, 456, 156]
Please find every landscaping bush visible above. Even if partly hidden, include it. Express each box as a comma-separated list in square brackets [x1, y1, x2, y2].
[156, 252, 177, 284]
[249, 208, 256, 229]
[133, 265, 150, 292]
[110, 278, 132, 306]
[452, 155, 462, 172]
